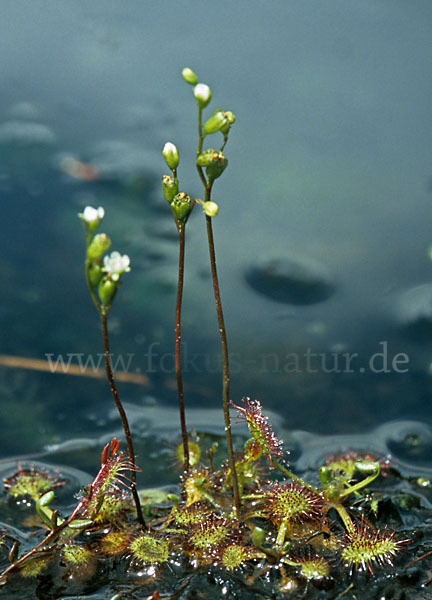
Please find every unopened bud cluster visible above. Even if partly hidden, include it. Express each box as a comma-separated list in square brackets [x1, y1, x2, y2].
[160, 67, 236, 224]
[161, 133, 194, 224]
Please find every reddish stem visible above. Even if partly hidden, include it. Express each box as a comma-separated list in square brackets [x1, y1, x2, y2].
[204, 212, 241, 513]
[175, 223, 190, 474]
[100, 311, 145, 527]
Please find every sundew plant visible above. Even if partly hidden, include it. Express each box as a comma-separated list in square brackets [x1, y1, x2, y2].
[0, 68, 431, 600]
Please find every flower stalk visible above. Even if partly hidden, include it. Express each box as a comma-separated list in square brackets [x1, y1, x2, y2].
[80, 207, 144, 527]
[99, 309, 144, 526]
[162, 142, 192, 476]
[174, 222, 189, 473]
[189, 74, 240, 512]
[204, 210, 240, 513]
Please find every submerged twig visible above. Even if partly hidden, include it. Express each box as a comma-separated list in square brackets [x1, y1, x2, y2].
[0, 354, 148, 385]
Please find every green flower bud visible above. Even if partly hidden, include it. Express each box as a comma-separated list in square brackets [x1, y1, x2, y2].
[194, 83, 212, 108]
[181, 67, 198, 86]
[203, 201, 219, 217]
[87, 233, 111, 260]
[220, 110, 236, 135]
[225, 111, 235, 124]
[197, 149, 228, 182]
[98, 277, 118, 308]
[203, 110, 229, 135]
[88, 261, 103, 288]
[162, 175, 179, 204]
[197, 148, 219, 167]
[171, 192, 192, 224]
[162, 142, 179, 170]
[205, 151, 228, 184]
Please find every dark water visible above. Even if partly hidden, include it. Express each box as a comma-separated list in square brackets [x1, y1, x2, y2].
[1, 2, 432, 597]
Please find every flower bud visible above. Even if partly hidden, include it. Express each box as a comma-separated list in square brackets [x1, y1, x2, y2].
[203, 201, 218, 217]
[78, 205, 104, 234]
[98, 277, 118, 308]
[225, 111, 235, 124]
[205, 151, 228, 184]
[181, 67, 198, 86]
[88, 261, 103, 288]
[197, 149, 219, 167]
[220, 110, 236, 135]
[162, 175, 179, 204]
[162, 142, 179, 171]
[87, 233, 111, 260]
[194, 83, 212, 108]
[171, 192, 192, 224]
[203, 110, 229, 135]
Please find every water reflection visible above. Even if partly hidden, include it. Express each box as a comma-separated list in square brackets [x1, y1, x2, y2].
[0, 1, 431, 465]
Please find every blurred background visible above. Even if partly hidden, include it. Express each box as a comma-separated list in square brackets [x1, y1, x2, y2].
[1, 1, 432, 483]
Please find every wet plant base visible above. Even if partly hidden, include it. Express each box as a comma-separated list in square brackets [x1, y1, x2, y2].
[1, 406, 432, 600]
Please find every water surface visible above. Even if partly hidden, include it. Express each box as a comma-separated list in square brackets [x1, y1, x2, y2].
[0, 1, 431, 486]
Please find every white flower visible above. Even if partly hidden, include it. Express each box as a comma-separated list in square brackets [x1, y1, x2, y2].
[82, 206, 104, 223]
[103, 251, 131, 281]
[193, 83, 212, 108]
